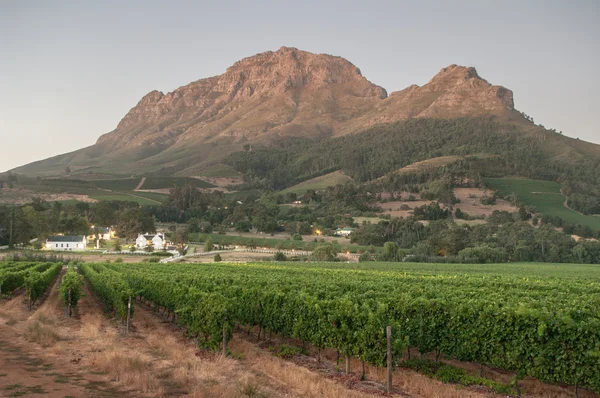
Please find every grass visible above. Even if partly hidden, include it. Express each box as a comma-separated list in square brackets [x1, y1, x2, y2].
[2, 384, 47, 397]
[140, 177, 214, 189]
[401, 359, 514, 395]
[281, 171, 353, 195]
[24, 321, 60, 348]
[190, 232, 380, 253]
[88, 192, 160, 205]
[196, 163, 242, 178]
[485, 178, 600, 230]
[129, 191, 169, 203]
[94, 178, 141, 190]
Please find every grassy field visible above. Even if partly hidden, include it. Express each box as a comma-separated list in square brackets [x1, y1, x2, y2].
[130, 191, 169, 202]
[140, 177, 215, 189]
[195, 163, 242, 178]
[281, 171, 353, 195]
[88, 192, 161, 205]
[94, 178, 141, 190]
[190, 233, 380, 253]
[485, 178, 600, 229]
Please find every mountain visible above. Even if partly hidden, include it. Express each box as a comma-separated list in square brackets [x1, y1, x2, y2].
[11, 47, 526, 177]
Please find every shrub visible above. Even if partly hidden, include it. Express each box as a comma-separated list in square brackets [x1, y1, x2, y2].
[274, 252, 287, 261]
[214, 254, 222, 262]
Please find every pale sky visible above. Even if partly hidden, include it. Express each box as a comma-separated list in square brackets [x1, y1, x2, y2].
[1, 0, 599, 172]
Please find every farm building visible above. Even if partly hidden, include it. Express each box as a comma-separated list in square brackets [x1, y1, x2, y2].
[334, 227, 355, 237]
[46, 236, 87, 251]
[136, 233, 167, 250]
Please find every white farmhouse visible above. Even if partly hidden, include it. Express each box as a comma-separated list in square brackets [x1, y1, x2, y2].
[135, 233, 167, 250]
[46, 236, 87, 251]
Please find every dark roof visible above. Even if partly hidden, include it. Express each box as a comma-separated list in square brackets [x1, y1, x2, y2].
[94, 227, 110, 234]
[47, 236, 86, 242]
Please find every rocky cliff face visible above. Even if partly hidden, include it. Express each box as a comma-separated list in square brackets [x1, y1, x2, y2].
[98, 47, 388, 151]
[12, 47, 523, 176]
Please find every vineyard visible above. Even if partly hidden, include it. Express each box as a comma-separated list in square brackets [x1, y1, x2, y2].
[0, 261, 62, 307]
[2, 259, 600, 395]
[77, 260, 600, 393]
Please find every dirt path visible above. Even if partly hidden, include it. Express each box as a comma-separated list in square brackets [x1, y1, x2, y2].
[133, 177, 146, 191]
[0, 273, 127, 397]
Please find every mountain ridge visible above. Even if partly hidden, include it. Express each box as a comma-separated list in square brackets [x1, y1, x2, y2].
[8, 47, 585, 178]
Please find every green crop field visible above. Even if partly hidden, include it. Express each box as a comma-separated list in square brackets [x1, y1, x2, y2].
[281, 171, 353, 195]
[485, 178, 600, 229]
[94, 178, 142, 190]
[196, 163, 242, 178]
[129, 191, 169, 203]
[77, 260, 600, 392]
[140, 177, 215, 190]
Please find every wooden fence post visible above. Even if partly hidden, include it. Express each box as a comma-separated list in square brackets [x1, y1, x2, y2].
[222, 325, 227, 356]
[126, 296, 132, 332]
[67, 288, 72, 318]
[345, 355, 351, 374]
[386, 325, 392, 394]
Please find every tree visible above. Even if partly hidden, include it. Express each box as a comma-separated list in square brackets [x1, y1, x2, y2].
[382, 242, 401, 262]
[214, 253, 222, 262]
[65, 166, 71, 175]
[115, 208, 154, 240]
[311, 243, 338, 261]
[204, 238, 213, 252]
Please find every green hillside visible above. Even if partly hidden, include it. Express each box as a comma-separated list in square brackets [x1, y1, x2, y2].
[281, 171, 353, 195]
[485, 178, 600, 229]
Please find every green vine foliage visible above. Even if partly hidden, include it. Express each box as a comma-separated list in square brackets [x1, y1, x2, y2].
[97, 261, 600, 392]
[24, 263, 62, 306]
[79, 263, 133, 321]
[59, 264, 84, 309]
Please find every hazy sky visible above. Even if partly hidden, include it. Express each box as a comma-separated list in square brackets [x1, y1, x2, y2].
[1, 0, 599, 172]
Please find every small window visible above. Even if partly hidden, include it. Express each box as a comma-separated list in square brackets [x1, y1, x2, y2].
[61, 244, 63, 248]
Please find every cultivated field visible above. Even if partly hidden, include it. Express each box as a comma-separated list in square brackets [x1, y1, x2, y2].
[486, 178, 600, 229]
[282, 171, 353, 195]
[2, 259, 598, 397]
[376, 187, 517, 219]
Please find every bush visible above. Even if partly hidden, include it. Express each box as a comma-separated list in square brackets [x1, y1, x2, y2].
[214, 254, 222, 262]
[274, 252, 287, 261]
[292, 233, 303, 241]
[114, 257, 123, 263]
[204, 238, 213, 252]
[480, 196, 497, 205]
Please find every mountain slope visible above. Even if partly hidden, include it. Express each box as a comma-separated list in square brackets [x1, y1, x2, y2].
[11, 47, 528, 177]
